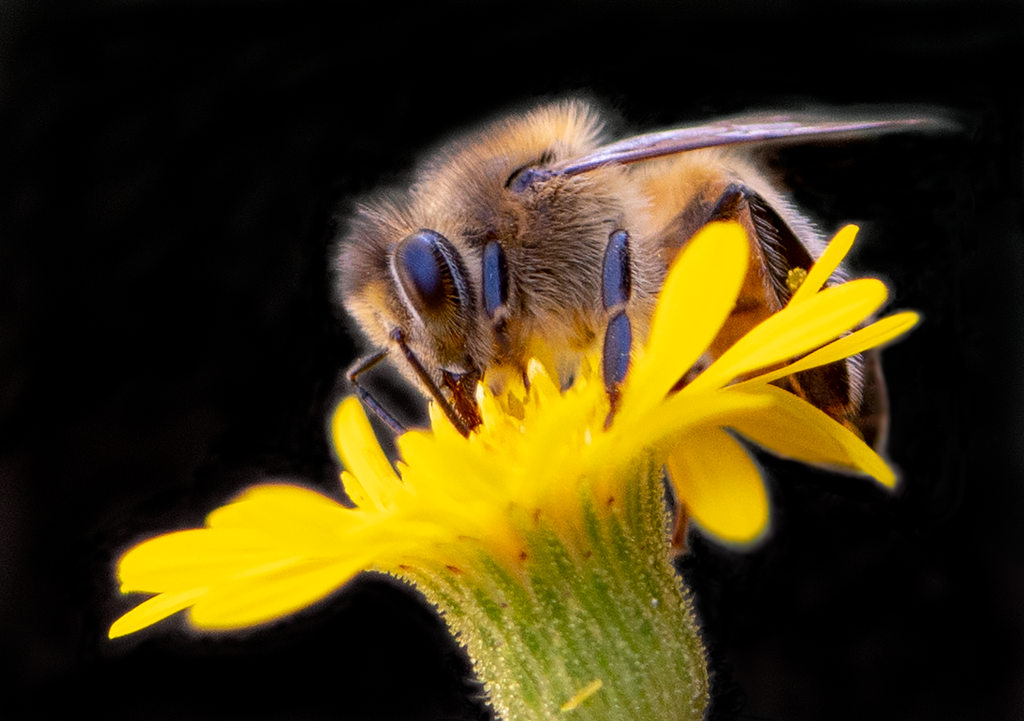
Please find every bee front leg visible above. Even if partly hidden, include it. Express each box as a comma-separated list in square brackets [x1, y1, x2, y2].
[346, 350, 407, 435]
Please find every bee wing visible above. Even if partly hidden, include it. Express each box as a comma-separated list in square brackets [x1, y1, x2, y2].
[552, 116, 940, 176]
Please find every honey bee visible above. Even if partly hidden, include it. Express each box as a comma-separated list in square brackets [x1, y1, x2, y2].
[337, 100, 929, 444]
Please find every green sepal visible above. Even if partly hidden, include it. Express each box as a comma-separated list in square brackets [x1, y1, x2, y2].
[400, 454, 708, 721]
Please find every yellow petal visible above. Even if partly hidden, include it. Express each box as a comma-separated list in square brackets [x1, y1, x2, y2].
[688, 278, 888, 393]
[189, 557, 366, 629]
[477, 381, 511, 436]
[620, 221, 748, 420]
[727, 384, 896, 487]
[666, 428, 769, 544]
[332, 397, 402, 512]
[426, 400, 467, 445]
[108, 587, 208, 638]
[789, 225, 858, 305]
[339, 471, 374, 511]
[736, 311, 920, 389]
[207, 484, 356, 544]
[397, 429, 498, 506]
[117, 528, 318, 592]
[606, 389, 773, 466]
[526, 357, 562, 407]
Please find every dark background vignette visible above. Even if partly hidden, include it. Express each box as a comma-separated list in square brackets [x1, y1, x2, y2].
[1, 1, 1021, 719]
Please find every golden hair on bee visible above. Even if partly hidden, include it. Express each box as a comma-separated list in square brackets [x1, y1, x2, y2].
[340, 101, 658, 431]
[337, 99, 934, 440]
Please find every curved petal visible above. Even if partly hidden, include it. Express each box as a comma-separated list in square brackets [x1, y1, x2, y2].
[117, 529, 288, 592]
[727, 384, 896, 487]
[666, 428, 769, 544]
[109, 588, 208, 639]
[735, 311, 920, 389]
[607, 389, 773, 467]
[620, 222, 748, 421]
[207, 485, 356, 541]
[789, 224, 858, 305]
[688, 278, 888, 393]
[189, 557, 366, 629]
[332, 397, 402, 512]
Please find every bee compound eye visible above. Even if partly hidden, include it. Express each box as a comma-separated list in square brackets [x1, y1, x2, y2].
[505, 166, 552, 193]
[602, 311, 633, 394]
[392, 229, 469, 323]
[602, 229, 632, 310]
[482, 240, 509, 318]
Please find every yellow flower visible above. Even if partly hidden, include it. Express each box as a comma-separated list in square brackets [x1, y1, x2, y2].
[108, 221, 916, 639]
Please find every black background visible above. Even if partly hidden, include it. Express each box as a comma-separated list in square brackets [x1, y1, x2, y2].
[2, 1, 1022, 719]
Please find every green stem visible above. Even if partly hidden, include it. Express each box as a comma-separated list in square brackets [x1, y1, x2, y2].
[405, 455, 708, 721]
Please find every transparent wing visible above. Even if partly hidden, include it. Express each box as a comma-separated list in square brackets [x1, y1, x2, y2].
[551, 116, 943, 176]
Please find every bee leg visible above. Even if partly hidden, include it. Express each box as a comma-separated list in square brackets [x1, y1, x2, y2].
[669, 351, 712, 393]
[853, 349, 888, 449]
[390, 328, 472, 437]
[708, 183, 868, 442]
[708, 182, 815, 304]
[707, 182, 747, 222]
[661, 469, 690, 556]
[346, 350, 406, 435]
[601, 229, 633, 416]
